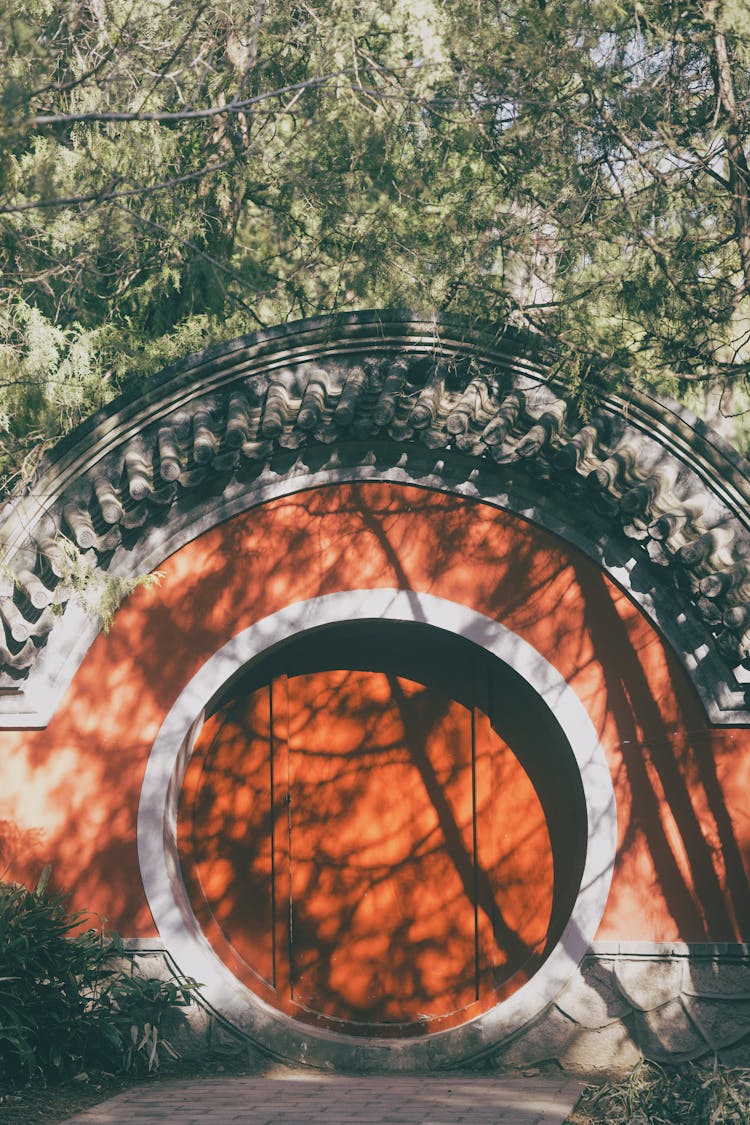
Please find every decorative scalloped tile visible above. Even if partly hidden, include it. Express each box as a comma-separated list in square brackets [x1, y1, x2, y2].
[555, 960, 632, 1029]
[683, 959, 750, 999]
[560, 1019, 641, 1073]
[683, 995, 750, 1051]
[614, 958, 685, 1011]
[490, 1006, 578, 1067]
[632, 998, 707, 1061]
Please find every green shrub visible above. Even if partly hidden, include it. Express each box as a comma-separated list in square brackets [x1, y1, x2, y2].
[0, 868, 195, 1087]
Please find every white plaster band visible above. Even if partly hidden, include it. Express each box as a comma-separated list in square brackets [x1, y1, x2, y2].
[137, 589, 617, 1069]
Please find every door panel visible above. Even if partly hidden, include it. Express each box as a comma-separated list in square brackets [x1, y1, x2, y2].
[177, 660, 554, 1034]
[178, 690, 277, 990]
[286, 670, 478, 1025]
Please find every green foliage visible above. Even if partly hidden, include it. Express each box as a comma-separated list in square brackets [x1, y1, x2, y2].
[50, 537, 163, 632]
[0, 0, 748, 477]
[0, 869, 196, 1088]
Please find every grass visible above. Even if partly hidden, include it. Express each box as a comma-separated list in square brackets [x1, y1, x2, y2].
[570, 1060, 750, 1125]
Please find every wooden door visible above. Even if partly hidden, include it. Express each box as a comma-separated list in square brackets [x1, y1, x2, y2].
[178, 666, 553, 1034]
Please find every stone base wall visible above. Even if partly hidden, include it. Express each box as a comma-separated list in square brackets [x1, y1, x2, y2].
[122, 940, 750, 1074]
[493, 943, 750, 1074]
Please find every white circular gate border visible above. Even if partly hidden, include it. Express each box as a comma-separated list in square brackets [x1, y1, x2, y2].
[137, 588, 617, 1069]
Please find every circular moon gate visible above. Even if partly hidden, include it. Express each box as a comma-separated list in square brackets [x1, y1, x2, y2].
[139, 591, 617, 1069]
[177, 622, 561, 1036]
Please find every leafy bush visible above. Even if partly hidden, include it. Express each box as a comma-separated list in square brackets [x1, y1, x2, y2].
[0, 868, 195, 1087]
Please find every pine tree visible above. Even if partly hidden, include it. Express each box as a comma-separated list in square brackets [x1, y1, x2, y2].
[0, 0, 748, 494]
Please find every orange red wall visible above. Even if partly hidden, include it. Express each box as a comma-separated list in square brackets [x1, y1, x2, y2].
[2, 481, 748, 942]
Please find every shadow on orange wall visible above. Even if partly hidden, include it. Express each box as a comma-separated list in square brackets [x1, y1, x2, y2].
[0, 481, 747, 948]
[579, 569, 750, 940]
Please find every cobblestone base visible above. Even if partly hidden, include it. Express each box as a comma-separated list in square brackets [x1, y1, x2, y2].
[122, 941, 750, 1074]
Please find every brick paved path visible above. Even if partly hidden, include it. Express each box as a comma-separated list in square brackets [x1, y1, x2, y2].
[61, 1074, 584, 1124]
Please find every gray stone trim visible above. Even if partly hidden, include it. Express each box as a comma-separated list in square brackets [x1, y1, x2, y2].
[2, 310, 750, 726]
[120, 937, 168, 951]
[137, 590, 617, 1070]
[589, 940, 750, 958]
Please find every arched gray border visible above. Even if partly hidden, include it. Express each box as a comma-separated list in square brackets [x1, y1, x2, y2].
[3, 310, 750, 727]
[14, 449, 745, 730]
[137, 589, 617, 1070]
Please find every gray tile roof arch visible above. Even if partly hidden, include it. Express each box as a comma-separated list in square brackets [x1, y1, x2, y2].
[1, 310, 749, 727]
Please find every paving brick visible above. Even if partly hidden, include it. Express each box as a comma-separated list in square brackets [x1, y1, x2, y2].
[61, 1074, 584, 1125]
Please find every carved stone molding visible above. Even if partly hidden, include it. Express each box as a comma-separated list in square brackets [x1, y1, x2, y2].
[2, 310, 750, 726]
